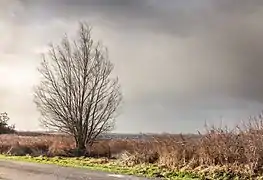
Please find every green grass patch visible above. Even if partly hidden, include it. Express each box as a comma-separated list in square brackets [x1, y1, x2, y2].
[0, 154, 199, 180]
[0, 154, 257, 179]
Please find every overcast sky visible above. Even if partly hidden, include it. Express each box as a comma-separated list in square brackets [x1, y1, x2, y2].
[1, 0, 263, 133]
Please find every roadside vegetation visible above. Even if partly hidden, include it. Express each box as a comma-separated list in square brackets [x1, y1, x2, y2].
[2, 116, 263, 179]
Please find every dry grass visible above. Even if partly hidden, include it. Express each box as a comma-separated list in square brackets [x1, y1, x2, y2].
[3, 115, 263, 178]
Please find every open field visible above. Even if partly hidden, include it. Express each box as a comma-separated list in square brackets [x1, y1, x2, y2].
[2, 118, 263, 179]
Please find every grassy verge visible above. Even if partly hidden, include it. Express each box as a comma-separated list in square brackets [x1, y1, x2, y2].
[0, 155, 199, 180]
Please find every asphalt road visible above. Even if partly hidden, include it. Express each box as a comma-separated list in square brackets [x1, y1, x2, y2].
[0, 160, 154, 180]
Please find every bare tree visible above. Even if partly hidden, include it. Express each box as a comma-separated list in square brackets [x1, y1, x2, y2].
[34, 22, 122, 154]
[0, 112, 15, 134]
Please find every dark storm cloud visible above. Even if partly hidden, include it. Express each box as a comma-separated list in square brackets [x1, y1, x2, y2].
[2, 0, 263, 132]
[16, 0, 211, 36]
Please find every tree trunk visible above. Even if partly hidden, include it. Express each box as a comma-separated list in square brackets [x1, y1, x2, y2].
[75, 136, 86, 157]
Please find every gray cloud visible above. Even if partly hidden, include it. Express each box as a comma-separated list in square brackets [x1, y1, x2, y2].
[1, 0, 263, 133]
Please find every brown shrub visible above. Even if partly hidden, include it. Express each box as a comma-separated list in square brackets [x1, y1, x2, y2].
[7, 142, 33, 156]
[88, 141, 111, 158]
